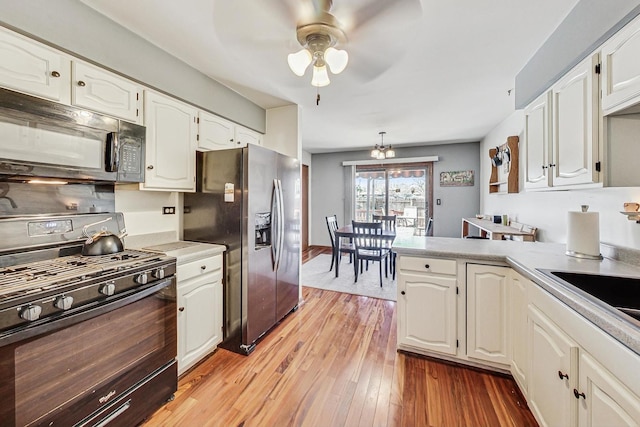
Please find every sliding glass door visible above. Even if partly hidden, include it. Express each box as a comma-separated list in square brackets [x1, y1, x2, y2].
[355, 164, 433, 235]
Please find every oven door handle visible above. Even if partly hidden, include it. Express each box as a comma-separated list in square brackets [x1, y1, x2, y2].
[0, 278, 174, 348]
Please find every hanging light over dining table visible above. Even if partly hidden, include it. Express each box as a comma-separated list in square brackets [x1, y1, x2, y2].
[371, 131, 395, 159]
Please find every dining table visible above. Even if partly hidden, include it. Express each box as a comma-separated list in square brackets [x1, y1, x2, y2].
[333, 224, 396, 278]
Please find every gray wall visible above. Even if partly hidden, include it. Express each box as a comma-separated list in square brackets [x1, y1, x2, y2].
[515, 0, 640, 109]
[0, 0, 265, 132]
[310, 142, 481, 246]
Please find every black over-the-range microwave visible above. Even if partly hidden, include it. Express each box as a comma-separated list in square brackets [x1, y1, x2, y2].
[0, 87, 145, 183]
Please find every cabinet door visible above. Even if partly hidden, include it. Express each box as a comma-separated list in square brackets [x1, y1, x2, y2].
[577, 352, 640, 427]
[528, 304, 579, 427]
[72, 61, 141, 124]
[177, 274, 221, 375]
[523, 91, 551, 189]
[398, 271, 457, 355]
[510, 272, 529, 395]
[143, 91, 197, 191]
[466, 264, 510, 365]
[601, 14, 640, 114]
[551, 54, 599, 187]
[0, 27, 70, 103]
[235, 126, 262, 147]
[198, 111, 236, 150]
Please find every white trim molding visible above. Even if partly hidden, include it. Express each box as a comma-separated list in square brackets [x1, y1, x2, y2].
[342, 156, 439, 166]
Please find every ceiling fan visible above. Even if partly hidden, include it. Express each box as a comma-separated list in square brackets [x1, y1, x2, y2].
[211, 0, 423, 88]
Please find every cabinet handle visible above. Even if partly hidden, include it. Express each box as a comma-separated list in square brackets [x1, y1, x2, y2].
[201, 265, 207, 270]
[558, 370, 569, 380]
[549, 163, 556, 168]
[573, 389, 586, 399]
[178, 307, 185, 312]
[147, 165, 154, 170]
[400, 291, 406, 295]
[77, 80, 86, 87]
[542, 165, 548, 170]
[424, 264, 430, 269]
[50, 71, 60, 78]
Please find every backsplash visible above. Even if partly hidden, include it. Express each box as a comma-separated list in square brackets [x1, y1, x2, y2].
[0, 182, 114, 217]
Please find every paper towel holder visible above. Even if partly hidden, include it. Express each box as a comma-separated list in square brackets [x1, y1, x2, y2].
[566, 205, 603, 260]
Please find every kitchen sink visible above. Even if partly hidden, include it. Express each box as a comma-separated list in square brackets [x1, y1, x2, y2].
[537, 270, 640, 323]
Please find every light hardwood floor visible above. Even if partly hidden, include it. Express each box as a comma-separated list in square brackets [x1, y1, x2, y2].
[143, 247, 537, 427]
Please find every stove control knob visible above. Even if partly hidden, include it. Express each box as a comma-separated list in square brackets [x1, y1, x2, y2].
[20, 305, 42, 321]
[153, 268, 165, 279]
[136, 272, 149, 285]
[54, 295, 74, 310]
[100, 282, 116, 296]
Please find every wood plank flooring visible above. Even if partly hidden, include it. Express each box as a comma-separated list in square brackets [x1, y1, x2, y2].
[143, 247, 537, 427]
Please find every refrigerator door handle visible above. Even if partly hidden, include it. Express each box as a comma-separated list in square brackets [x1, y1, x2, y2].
[276, 179, 285, 270]
[271, 179, 279, 271]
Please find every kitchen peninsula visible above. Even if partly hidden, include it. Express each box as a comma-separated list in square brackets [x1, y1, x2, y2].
[393, 236, 640, 426]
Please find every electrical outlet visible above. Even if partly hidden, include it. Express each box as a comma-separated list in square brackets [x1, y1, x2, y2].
[162, 206, 176, 215]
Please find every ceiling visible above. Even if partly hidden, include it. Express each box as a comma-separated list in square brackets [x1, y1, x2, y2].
[81, 0, 580, 154]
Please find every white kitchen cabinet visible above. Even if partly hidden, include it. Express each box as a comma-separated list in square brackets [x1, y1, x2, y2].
[550, 53, 600, 188]
[523, 90, 552, 190]
[177, 253, 223, 376]
[601, 14, 640, 115]
[466, 264, 510, 366]
[509, 272, 529, 395]
[577, 351, 640, 427]
[528, 304, 578, 427]
[397, 256, 458, 356]
[0, 26, 70, 103]
[198, 111, 262, 151]
[72, 61, 142, 124]
[142, 90, 197, 191]
[235, 125, 262, 147]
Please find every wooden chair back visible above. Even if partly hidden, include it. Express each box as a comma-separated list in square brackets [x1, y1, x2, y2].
[372, 214, 397, 232]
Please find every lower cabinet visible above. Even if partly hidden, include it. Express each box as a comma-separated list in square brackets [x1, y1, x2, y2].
[466, 264, 510, 365]
[397, 256, 458, 356]
[509, 272, 530, 395]
[176, 254, 223, 376]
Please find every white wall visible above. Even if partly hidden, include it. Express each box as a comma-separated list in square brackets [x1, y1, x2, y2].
[481, 111, 640, 249]
[115, 185, 180, 239]
[265, 105, 302, 159]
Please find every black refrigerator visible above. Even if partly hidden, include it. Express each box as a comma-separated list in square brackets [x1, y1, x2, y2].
[183, 144, 300, 355]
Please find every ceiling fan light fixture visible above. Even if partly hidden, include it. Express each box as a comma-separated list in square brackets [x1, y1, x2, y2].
[324, 47, 348, 74]
[287, 48, 313, 76]
[311, 64, 330, 87]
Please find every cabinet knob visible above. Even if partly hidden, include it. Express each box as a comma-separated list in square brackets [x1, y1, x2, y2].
[549, 163, 556, 168]
[542, 165, 548, 170]
[50, 70, 60, 78]
[201, 265, 207, 270]
[424, 264, 430, 269]
[77, 80, 86, 87]
[558, 370, 569, 380]
[400, 291, 406, 295]
[573, 389, 586, 400]
[147, 165, 154, 170]
[178, 307, 185, 312]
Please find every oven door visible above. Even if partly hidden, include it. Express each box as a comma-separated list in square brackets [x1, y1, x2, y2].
[0, 278, 177, 427]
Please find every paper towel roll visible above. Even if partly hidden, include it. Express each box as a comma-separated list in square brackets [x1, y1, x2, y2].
[566, 211, 601, 258]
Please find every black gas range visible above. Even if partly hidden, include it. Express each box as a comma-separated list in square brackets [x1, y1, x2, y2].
[0, 213, 177, 427]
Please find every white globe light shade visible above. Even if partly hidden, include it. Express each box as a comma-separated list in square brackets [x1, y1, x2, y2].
[287, 49, 312, 76]
[324, 47, 349, 74]
[371, 148, 380, 158]
[385, 148, 396, 158]
[311, 65, 331, 87]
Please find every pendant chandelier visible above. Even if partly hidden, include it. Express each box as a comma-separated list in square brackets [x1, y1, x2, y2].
[371, 131, 395, 159]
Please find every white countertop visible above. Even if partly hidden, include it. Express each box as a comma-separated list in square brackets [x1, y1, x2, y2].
[141, 241, 225, 265]
[393, 236, 640, 355]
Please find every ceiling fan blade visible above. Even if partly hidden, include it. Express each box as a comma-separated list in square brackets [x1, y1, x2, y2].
[334, 0, 423, 81]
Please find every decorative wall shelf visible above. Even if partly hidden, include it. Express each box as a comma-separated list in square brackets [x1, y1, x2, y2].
[489, 136, 519, 194]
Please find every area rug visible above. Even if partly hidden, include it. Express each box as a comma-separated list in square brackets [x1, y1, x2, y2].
[301, 254, 397, 301]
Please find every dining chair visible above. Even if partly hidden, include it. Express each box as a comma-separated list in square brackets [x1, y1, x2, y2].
[351, 221, 394, 287]
[373, 214, 397, 279]
[325, 215, 354, 271]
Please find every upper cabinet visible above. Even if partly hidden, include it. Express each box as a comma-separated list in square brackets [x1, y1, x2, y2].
[0, 27, 70, 103]
[198, 111, 262, 151]
[551, 53, 600, 188]
[72, 62, 142, 124]
[601, 14, 640, 115]
[142, 90, 197, 192]
[523, 54, 600, 190]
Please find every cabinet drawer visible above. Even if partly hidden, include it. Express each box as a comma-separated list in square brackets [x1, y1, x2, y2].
[398, 256, 456, 275]
[177, 254, 223, 282]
